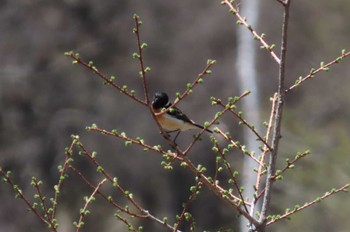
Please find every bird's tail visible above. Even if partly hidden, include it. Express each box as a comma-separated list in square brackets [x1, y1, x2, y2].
[192, 122, 213, 133]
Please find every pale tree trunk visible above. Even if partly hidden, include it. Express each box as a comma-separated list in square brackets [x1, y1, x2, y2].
[235, 1, 261, 231]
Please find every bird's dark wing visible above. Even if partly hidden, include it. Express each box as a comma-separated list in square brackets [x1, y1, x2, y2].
[165, 105, 213, 133]
[167, 107, 193, 124]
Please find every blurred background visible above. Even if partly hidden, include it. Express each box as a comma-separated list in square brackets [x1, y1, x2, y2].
[1, 0, 349, 231]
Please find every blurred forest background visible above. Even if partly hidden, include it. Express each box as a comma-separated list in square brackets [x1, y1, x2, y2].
[1, 0, 350, 231]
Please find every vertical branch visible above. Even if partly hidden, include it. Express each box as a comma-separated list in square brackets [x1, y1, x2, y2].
[132, 15, 183, 150]
[31, 178, 56, 229]
[133, 14, 150, 105]
[173, 180, 202, 231]
[52, 139, 76, 220]
[254, 93, 277, 198]
[75, 178, 107, 232]
[259, 0, 291, 228]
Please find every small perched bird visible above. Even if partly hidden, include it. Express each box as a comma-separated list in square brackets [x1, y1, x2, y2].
[152, 92, 212, 141]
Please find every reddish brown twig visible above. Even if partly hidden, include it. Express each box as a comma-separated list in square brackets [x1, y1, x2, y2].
[75, 178, 107, 232]
[267, 184, 349, 226]
[215, 99, 272, 151]
[255, 150, 311, 202]
[183, 90, 251, 155]
[0, 169, 57, 231]
[65, 52, 146, 106]
[31, 178, 56, 229]
[286, 50, 350, 93]
[254, 93, 278, 197]
[87, 126, 183, 162]
[221, 0, 281, 64]
[212, 140, 250, 214]
[216, 128, 266, 168]
[133, 14, 151, 105]
[174, 181, 202, 231]
[52, 138, 76, 220]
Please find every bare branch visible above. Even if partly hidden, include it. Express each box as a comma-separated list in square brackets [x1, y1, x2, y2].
[52, 138, 76, 220]
[259, 0, 291, 227]
[255, 93, 278, 195]
[69, 149, 180, 231]
[255, 150, 311, 202]
[174, 180, 202, 231]
[155, 60, 216, 118]
[216, 128, 266, 168]
[215, 99, 272, 151]
[267, 184, 349, 226]
[221, 0, 281, 64]
[65, 52, 146, 106]
[87, 126, 183, 162]
[286, 50, 350, 93]
[0, 168, 56, 231]
[212, 141, 250, 214]
[183, 90, 250, 155]
[75, 178, 107, 232]
[271, 150, 310, 181]
[31, 178, 56, 229]
[133, 14, 151, 105]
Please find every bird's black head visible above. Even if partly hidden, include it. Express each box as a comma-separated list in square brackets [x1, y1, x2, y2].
[152, 92, 170, 109]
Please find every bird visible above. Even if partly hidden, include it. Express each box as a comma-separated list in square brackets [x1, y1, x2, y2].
[152, 92, 212, 141]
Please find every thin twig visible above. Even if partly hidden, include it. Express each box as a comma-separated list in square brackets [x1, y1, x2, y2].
[87, 126, 255, 221]
[75, 142, 146, 213]
[69, 154, 181, 231]
[0, 169, 56, 231]
[32, 178, 56, 229]
[142, 210, 182, 232]
[68, 165, 134, 215]
[133, 15, 151, 105]
[213, 141, 250, 214]
[75, 178, 107, 232]
[251, 94, 278, 217]
[183, 90, 251, 155]
[216, 128, 266, 168]
[213, 157, 220, 185]
[158, 60, 216, 117]
[267, 183, 349, 226]
[65, 52, 146, 106]
[174, 181, 202, 231]
[255, 150, 311, 202]
[222, 0, 281, 64]
[132, 17, 182, 151]
[215, 100, 272, 151]
[52, 139, 76, 220]
[271, 150, 310, 180]
[255, 93, 278, 196]
[179, 155, 260, 227]
[286, 50, 350, 93]
[248, 115, 277, 231]
[88, 126, 183, 162]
